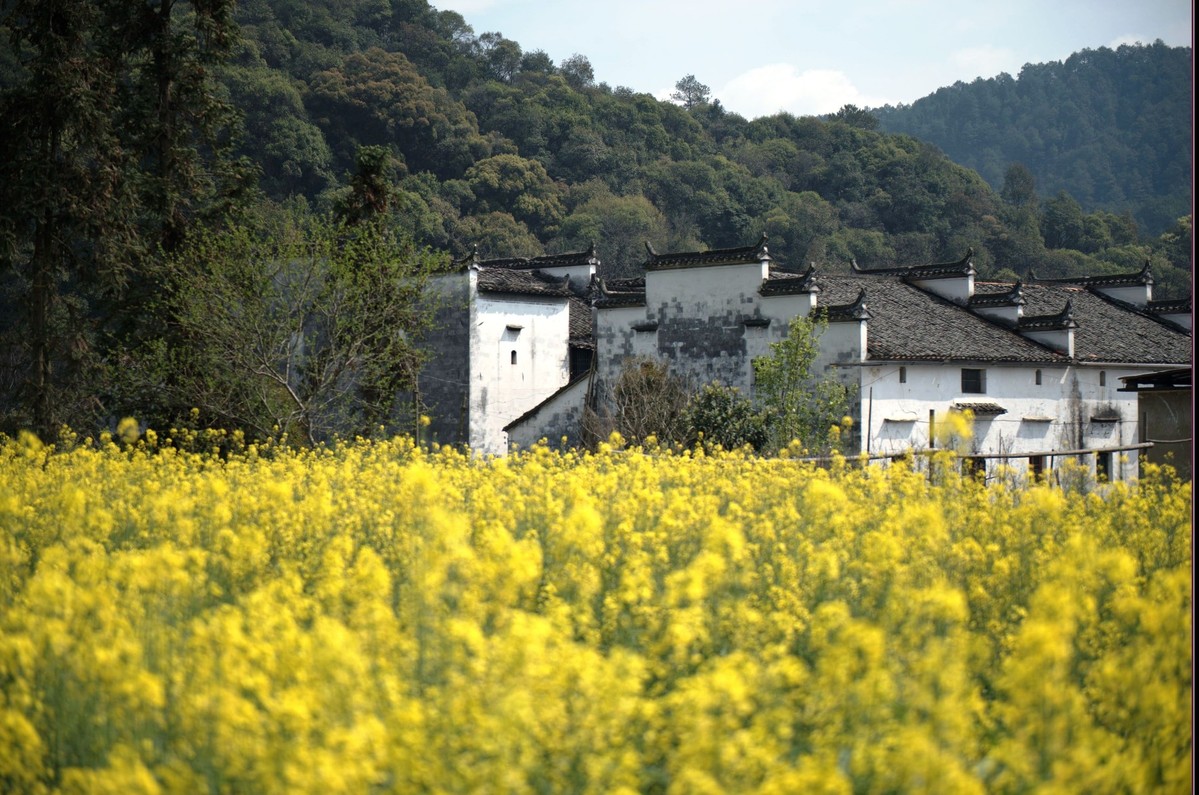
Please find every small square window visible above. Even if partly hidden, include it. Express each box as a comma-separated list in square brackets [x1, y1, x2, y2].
[898, 366, 907, 384]
[1029, 455, 1046, 480]
[961, 368, 986, 394]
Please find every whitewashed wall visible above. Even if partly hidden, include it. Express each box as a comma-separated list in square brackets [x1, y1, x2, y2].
[469, 284, 572, 454]
[857, 362, 1151, 480]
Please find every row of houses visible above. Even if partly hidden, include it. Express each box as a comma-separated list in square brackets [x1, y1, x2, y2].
[415, 238, 1192, 481]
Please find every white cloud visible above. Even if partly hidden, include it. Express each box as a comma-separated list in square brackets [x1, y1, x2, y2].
[717, 64, 890, 119]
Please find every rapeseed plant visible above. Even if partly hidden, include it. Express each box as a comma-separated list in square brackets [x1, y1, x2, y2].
[0, 432, 1190, 793]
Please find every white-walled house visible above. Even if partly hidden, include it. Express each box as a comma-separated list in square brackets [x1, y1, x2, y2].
[416, 247, 596, 455]
[510, 240, 1189, 480]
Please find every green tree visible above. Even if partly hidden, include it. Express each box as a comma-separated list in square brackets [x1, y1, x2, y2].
[554, 191, 670, 276]
[1041, 190, 1086, 250]
[332, 145, 400, 224]
[307, 47, 489, 179]
[829, 104, 879, 131]
[464, 154, 565, 234]
[671, 74, 711, 110]
[150, 209, 444, 443]
[558, 53, 594, 89]
[684, 383, 767, 451]
[1000, 163, 1038, 208]
[0, 1, 129, 436]
[104, 0, 246, 253]
[753, 314, 854, 454]
[451, 212, 543, 260]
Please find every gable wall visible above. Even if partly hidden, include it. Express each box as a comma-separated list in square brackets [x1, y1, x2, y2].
[470, 290, 572, 454]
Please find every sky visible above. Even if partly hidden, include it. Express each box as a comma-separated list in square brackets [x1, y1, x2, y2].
[432, 0, 1193, 119]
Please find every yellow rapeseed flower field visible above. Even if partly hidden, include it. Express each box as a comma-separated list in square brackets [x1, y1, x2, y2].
[0, 428, 1191, 793]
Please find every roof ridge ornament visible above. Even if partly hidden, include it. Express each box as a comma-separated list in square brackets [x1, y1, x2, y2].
[452, 243, 481, 269]
[1027, 263, 1154, 287]
[1019, 297, 1079, 330]
[822, 287, 871, 321]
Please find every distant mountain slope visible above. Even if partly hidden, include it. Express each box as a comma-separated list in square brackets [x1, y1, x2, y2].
[873, 42, 1192, 235]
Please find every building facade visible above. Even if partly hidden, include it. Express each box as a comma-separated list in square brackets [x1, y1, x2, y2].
[417, 248, 596, 455]
[428, 238, 1191, 481]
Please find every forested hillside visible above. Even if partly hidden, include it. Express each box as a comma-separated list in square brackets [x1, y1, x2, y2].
[0, 0, 1191, 439]
[873, 42, 1192, 237]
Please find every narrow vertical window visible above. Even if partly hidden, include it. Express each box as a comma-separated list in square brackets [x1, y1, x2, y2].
[1099, 370, 1106, 387]
[898, 366, 907, 384]
[928, 410, 936, 449]
[1096, 450, 1113, 480]
[1029, 455, 1045, 480]
[1034, 369, 1042, 386]
[510, 350, 517, 365]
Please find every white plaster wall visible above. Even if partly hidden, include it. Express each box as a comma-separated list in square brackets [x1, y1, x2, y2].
[506, 374, 591, 451]
[857, 362, 1156, 480]
[469, 291, 571, 455]
[1093, 284, 1151, 306]
[645, 262, 768, 318]
[910, 275, 973, 304]
[1158, 312, 1191, 331]
[594, 305, 657, 385]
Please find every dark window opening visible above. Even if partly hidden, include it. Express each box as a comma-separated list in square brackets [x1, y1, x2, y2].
[569, 347, 593, 379]
[962, 457, 985, 479]
[1099, 370, 1107, 387]
[1035, 369, 1042, 386]
[1096, 451, 1113, 481]
[510, 350, 517, 365]
[961, 368, 986, 394]
[1029, 455, 1045, 480]
[899, 366, 907, 383]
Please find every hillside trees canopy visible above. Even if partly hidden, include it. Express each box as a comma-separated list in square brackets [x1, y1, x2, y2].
[1, 0, 1191, 438]
[875, 42, 1192, 235]
[0, 0, 248, 438]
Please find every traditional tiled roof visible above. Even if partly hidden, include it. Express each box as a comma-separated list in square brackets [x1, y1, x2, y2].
[593, 277, 646, 308]
[569, 296, 594, 347]
[1146, 297, 1192, 315]
[1119, 368, 1191, 391]
[455, 245, 600, 271]
[821, 289, 871, 321]
[815, 275, 1066, 363]
[1017, 284, 1190, 364]
[1017, 299, 1078, 331]
[476, 268, 573, 298]
[952, 401, 1008, 415]
[588, 236, 1189, 367]
[850, 248, 976, 280]
[643, 235, 771, 271]
[1028, 261, 1153, 288]
[760, 265, 819, 296]
[969, 281, 1025, 308]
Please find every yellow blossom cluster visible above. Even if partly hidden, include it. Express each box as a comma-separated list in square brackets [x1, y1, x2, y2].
[0, 429, 1191, 793]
